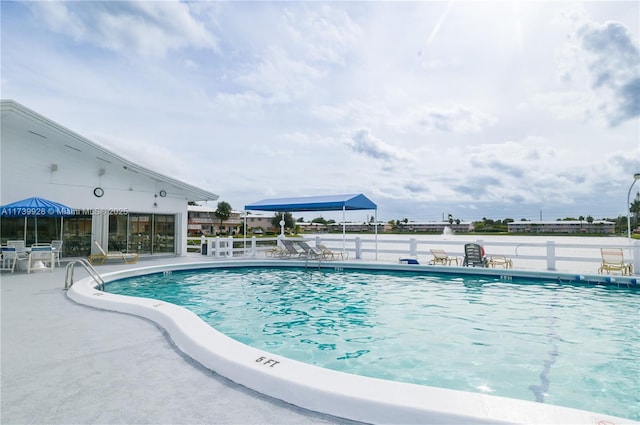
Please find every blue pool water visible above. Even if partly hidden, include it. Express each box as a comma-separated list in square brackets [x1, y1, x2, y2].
[106, 267, 639, 420]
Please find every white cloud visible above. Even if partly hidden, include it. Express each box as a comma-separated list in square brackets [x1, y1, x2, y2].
[554, 12, 640, 127]
[576, 20, 640, 126]
[349, 128, 403, 161]
[30, 1, 218, 58]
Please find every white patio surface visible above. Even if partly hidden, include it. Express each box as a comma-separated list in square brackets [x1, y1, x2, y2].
[1, 255, 361, 425]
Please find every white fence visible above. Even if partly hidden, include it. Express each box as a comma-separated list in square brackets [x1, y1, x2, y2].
[189, 235, 640, 276]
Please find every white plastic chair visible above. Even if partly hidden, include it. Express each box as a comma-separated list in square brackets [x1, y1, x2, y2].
[8, 240, 26, 253]
[51, 240, 63, 266]
[1, 246, 24, 273]
[28, 244, 55, 273]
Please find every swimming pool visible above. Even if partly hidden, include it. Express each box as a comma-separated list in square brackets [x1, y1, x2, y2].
[68, 261, 639, 424]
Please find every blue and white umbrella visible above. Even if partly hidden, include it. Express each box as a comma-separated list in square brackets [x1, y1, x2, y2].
[0, 197, 74, 244]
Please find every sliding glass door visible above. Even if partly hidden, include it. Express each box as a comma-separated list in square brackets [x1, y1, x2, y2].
[108, 213, 175, 254]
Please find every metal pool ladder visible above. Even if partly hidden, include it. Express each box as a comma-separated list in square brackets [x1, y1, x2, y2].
[65, 259, 105, 291]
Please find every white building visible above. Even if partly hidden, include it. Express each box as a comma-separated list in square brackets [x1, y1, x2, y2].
[397, 221, 474, 233]
[0, 100, 219, 258]
[507, 220, 615, 234]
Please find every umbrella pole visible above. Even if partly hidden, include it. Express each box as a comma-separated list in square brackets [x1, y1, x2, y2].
[23, 218, 27, 245]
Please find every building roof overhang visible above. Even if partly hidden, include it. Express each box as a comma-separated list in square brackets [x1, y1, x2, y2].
[1, 99, 219, 202]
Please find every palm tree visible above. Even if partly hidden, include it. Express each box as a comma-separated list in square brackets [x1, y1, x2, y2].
[214, 201, 232, 235]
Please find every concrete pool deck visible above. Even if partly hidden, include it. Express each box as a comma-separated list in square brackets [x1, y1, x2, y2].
[2, 254, 636, 424]
[1, 255, 360, 425]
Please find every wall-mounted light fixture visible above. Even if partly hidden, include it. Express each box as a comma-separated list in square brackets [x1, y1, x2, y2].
[50, 163, 58, 172]
[98, 168, 106, 176]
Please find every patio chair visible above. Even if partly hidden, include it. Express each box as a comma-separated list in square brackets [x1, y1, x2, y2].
[1, 245, 27, 273]
[429, 249, 459, 266]
[463, 243, 488, 267]
[317, 244, 348, 260]
[264, 245, 285, 258]
[28, 244, 55, 273]
[598, 248, 632, 276]
[51, 239, 63, 266]
[88, 241, 140, 265]
[295, 241, 323, 259]
[280, 240, 305, 258]
[488, 255, 513, 269]
[8, 240, 26, 254]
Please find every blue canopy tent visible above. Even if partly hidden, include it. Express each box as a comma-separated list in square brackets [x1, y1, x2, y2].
[244, 193, 378, 258]
[0, 197, 74, 244]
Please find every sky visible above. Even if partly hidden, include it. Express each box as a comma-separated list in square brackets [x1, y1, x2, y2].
[1, 1, 639, 223]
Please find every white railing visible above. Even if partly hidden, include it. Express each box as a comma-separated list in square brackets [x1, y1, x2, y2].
[188, 235, 640, 275]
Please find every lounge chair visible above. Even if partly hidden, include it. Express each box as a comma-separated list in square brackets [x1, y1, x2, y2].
[488, 255, 513, 269]
[280, 240, 305, 259]
[429, 249, 459, 266]
[317, 244, 348, 260]
[88, 241, 140, 265]
[295, 241, 324, 259]
[463, 243, 488, 267]
[264, 245, 285, 257]
[598, 248, 632, 276]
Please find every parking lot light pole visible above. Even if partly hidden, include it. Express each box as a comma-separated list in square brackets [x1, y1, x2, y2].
[627, 173, 640, 238]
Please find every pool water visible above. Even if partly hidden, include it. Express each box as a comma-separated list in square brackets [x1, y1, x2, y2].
[106, 267, 639, 420]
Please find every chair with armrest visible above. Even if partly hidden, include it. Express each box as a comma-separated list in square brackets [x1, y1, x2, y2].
[295, 241, 324, 259]
[598, 248, 632, 276]
[8, 240, 26, 253]
[488, 255, 513, 269]
[88, 241, 140, 265]
[51, 240, 63, 266]
[317, 244, 348, 260]
[429, 249, 459, 266]
[463, 243, 489, 267]
[1, 245, 27, 273]
[28, 244, 55, 273]
[279, 239, 305, 259]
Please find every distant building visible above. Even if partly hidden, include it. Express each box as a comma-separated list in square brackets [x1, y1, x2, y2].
[396, 221, 474, 233]
[507, 220, 615, 234]
[244, 212, 274, 234]
[187, 205, 243, 236]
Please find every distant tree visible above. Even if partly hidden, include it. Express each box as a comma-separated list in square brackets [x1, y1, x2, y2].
[312, 217, 327, 224]
[214, 201, 232, 234]
[448, 213, 453, 225]
[587, 215, 594, 224]
[271, 212, 295, 232]
[455, 219, 461, 225]
[297, 217, 305, 222]
[630, 193, 640, 230]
